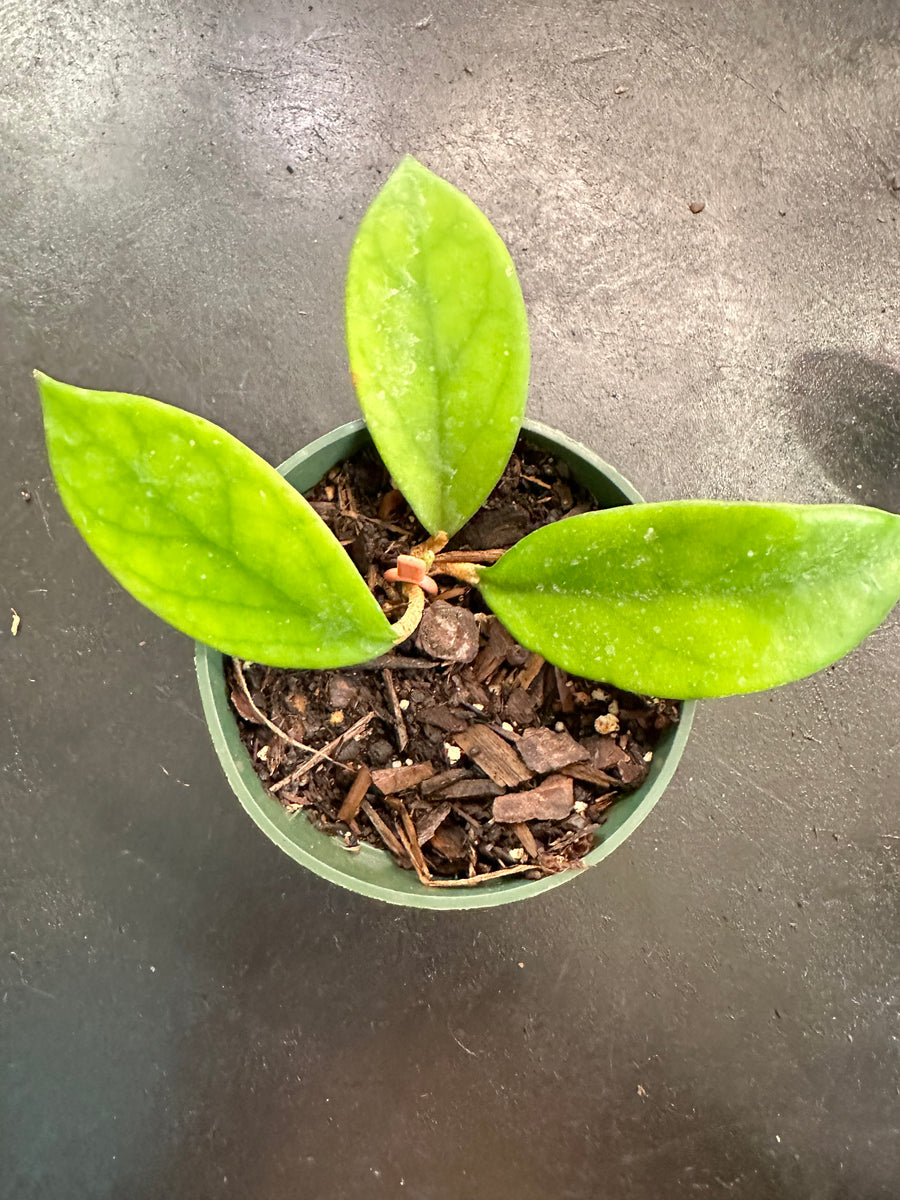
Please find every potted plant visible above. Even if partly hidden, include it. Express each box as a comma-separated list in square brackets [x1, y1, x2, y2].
[36, 157, 900, 909]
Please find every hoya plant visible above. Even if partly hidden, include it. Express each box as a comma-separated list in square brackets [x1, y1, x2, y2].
[37, 157, 900, 702]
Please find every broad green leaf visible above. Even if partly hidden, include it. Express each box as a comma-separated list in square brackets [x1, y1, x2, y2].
[36, 373, 395, 668]
[346, 155, 529, 537]
[477, 501, 900, 698]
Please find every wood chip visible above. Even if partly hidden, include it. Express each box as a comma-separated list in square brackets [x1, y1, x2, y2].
[337, 475, 356, 514]
[512, 821, 539, 858]
[554, 665, 575, 712]
[517, 652, 545, 690]
[419, 703, 467, 733]
[378, 488, 405, 522]
[453, 726, 533, 788]
[464, 506, 531, 549]
[441, 778, 504, 801]
[472, 617, 529, 682]
[230, 686, 262, 723]
[534, 852, 581, 874]
[587, 797, 615, 820]
[548, 818, 597, 853]
[337, 765, 372, 823]
[472, 648, 504, 686]
[504, 687, 536, 725]
[558, 762, 619, 788]
[415, 801, 452, 845]
[493, 775, 574, 823]
[397, 804, 432, 880]
[381, 668, 408, 752]
[585, 734, 630, 772]
[327, 675, 358, 709]
[437, 585, 468, 603]
[356, 654, 435, 671]
[430, 822, 469, 861]
[415, 863, 537, 887]
[370, 761, 435, 794]
[450, 803, 483, 830]
[420, 768, 473, 796]
[360, 799, 405, 858]
[617, 753, 650, 786]
[518, 727, 589, 773]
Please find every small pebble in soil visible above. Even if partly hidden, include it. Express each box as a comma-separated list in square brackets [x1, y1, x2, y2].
[416, 601, 479, 663]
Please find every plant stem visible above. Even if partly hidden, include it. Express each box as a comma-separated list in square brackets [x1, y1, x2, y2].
[435, 561, 481, 587]
[411, 530, 449, 567]
[390, 583, 426, 643]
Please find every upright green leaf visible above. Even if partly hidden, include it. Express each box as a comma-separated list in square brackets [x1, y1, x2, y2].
[477, 501, 900, 698]
[346, 156, 530, 537]
[36, 373, 395, 668]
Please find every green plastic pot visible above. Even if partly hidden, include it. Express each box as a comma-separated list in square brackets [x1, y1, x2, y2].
[195, 419, 695, 909]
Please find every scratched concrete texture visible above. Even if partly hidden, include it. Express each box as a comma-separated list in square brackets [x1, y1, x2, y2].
[1, 1, 898, 1197]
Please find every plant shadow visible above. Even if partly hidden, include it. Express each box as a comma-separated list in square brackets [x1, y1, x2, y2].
[782, 350, 900, 511]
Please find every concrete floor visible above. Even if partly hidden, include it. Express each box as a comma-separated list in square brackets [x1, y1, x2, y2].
[2, 2, 898, 1197]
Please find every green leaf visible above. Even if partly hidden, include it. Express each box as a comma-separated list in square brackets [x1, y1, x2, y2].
[346, 155, 530, 538]
[36, 373, 395, 668]
[477, 501, 900, 698]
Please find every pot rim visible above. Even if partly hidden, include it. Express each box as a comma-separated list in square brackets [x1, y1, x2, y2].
[195, 418, 696, 909]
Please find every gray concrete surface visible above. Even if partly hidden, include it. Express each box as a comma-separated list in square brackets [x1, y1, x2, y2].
[2, 2, 898, 1197]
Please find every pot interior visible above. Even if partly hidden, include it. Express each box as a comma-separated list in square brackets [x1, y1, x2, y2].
[195, 419, 695, 909]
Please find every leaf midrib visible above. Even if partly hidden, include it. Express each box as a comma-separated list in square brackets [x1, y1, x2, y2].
[56, 406, 364, 621]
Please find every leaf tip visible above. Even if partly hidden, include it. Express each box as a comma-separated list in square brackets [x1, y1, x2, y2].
[33, 369, 69, 403]
[389, 154, 441, 193]
[33, 369, 61, 413]
[396, 152, 426, 173]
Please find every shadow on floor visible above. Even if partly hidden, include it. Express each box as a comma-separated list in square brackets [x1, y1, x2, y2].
[782, 350, 900, 511]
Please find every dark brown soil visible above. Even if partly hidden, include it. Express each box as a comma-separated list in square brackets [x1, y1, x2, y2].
[227, 438, 680, 888]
